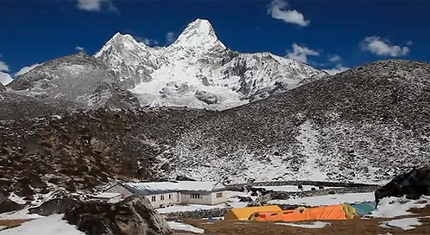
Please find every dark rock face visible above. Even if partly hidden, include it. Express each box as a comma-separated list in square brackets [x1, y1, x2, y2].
[64, 195, 173, 235]
[375, 165, 430, 207]
[29, 197, 78, 216]
[0, 195, 23, 213]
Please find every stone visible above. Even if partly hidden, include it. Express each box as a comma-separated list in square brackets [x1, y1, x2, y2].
[64, 195, 173, 235]
[0, 195, 23, 213]
[29, 197, 78, 216]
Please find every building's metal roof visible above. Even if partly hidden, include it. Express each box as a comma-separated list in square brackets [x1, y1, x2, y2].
[121, 181, 226, 195]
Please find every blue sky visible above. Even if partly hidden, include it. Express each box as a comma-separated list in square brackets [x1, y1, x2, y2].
[0, 0, 429, 83]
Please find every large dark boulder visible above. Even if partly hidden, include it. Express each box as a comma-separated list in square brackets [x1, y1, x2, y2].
[0, 195, 23, 213]
[29, 197, 78, 216]
[375, 166, 430, 207]
[63, 195, 172, 235]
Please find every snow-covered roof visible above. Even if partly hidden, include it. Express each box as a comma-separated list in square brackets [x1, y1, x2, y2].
[122, 181, 225, 195]
[92, 192, 121, 199]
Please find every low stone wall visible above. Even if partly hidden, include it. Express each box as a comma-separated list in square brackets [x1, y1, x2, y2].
[270, 186, 379, 200]
[162, 208, 228, 220]
[226, 180, 379, 192]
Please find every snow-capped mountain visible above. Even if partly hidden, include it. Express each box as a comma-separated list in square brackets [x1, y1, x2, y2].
[7, 52, 140, 109]
[96, 18, 327, 110]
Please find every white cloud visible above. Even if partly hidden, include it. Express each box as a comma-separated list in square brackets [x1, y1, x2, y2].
[407, 40, 413, 46]
[0, 72, 13, 85]
[361, 36, 410, 57]
[15, 63, 44, 76]
[76, 0, 117, 12]
[286, 43, 319, 64]
[323, 64, 350, 75]
[0, 61, 9, 72]
[267, 0, 309, 27]
[166, 31, 175, 44]
[0, 55, 9, 72]
[137, 37, 159, 46]
[329, 55, 341, 62]
[0, 55, 13, 85]
[75, 46, 84, 51]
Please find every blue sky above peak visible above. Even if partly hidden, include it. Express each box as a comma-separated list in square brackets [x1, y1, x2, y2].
[0, 0, 429, 84]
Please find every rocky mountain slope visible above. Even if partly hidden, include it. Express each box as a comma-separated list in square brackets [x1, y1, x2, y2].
[153, 59, 430, 184]
[0, 101, 204, 199]
[95, 19, 327, 110]
[1, 59, 429, 202]
[6, 52, 140, 110]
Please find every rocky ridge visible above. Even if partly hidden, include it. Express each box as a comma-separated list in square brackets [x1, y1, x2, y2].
[6, 51, 140, 110]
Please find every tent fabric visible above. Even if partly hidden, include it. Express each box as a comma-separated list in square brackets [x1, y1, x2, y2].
[350, 201, 376, 216]
[250, 204, 357, 222]
[224, 205, 282, 220]
[340, 204, 356, 219]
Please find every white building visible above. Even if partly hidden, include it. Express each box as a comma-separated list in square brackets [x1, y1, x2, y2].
[104, 181, 227, 208]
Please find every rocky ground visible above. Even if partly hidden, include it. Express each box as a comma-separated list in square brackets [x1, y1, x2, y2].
[0, 102, 205, 199]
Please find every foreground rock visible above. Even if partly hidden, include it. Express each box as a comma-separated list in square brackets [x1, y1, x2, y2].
[0, 195, 23, 213]
[29, 197, 78, 216]
[375, 166, 430, 207]
[64, 195, 173, 235]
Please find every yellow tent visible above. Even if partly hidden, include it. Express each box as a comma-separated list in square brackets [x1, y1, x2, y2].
[224, 205, 283, 220]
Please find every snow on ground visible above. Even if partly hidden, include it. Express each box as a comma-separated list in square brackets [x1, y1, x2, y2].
[0, 227, 5, 231]
[8, 193, 26, 205]
[0, 209, 43, 220]
[269, 193, 375, 206]
[368, 196, 430, 218]
[225, 191, 256, 208]
[167, 221, 204, 234]
[275, 221, 330, 228]
[380, 217, 424, 230]
[259, 185, 340, 192]
[0, 214, 83, 235]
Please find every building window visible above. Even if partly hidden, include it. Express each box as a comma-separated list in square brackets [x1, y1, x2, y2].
[151, 196, 156, 202]
[169, 194, 172, 199]
[160, 195, 165, 201]
[216, 192, 223, 198]
[191, 194, 202, 199]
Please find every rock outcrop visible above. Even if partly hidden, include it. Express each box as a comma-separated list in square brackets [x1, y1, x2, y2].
[29, 197, 78, 216]
[64, 195, 173, 235]
[0, 195, 23, 213]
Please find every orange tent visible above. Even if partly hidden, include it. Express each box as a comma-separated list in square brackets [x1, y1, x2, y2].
[249, 204, 356, 222]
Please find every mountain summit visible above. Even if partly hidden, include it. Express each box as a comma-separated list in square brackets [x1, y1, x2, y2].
[168, 18, 226, 53]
